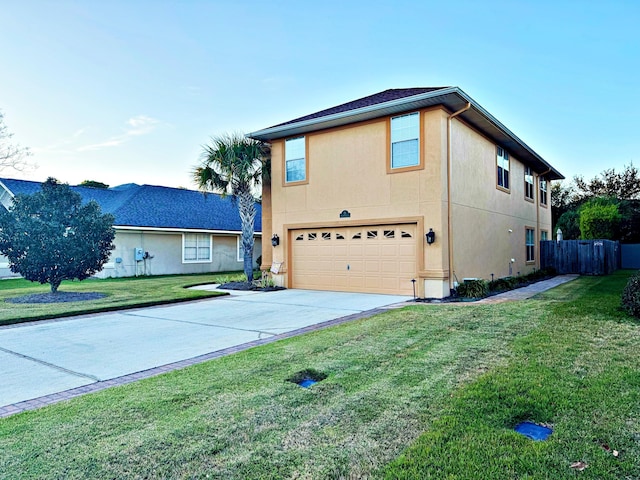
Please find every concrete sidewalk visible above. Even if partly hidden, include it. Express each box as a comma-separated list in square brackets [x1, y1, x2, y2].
[476, 274, 578, 303]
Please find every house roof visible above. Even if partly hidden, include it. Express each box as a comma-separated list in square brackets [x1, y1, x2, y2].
[0, 178, 262, 233]
[249, 86, 564, 180]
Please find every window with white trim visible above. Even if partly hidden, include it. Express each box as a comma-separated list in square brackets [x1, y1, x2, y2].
[524, 166, 534, 200]
[526, 228, 535, 263]
[285, 137, 306, 183]
[391, 112, 420, 169]
[497, 146, 510, 190]
[539, 177, 548, 206]
[236, 236, 243, 262]
[541, 230, 548, 241]
[183, 233, 211, 263]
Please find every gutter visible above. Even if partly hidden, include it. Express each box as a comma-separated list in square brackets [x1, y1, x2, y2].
[447, 102, 471, 291]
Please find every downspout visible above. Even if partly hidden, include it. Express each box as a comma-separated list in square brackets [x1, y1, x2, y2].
[447, 102, 471, 291]
[536, 168, 552, 269]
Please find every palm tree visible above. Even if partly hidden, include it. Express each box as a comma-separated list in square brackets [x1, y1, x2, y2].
[193, 132, 270, 283]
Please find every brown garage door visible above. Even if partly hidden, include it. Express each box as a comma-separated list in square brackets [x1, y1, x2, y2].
[291, 224, 417, 295]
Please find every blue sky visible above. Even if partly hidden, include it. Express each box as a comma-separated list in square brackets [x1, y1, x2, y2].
[1, 0, 638, 189]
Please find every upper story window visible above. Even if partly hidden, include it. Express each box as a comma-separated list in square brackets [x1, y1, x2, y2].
[539, 177, 548, 206]
[183, 233, 211, 263]
[496, 146, 510, 190]
[391, 112, 420, 169]
[285, 137, 306, 183]
[524, 166, 534, 200]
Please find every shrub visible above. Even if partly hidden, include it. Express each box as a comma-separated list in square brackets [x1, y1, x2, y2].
[457, 279, 489, 299]
[579, 197, 622, 240]
[621, 271, 640, 319]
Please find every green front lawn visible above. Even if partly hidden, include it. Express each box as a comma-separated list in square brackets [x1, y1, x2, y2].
[0, 272, 245, 326]
[0, 272, 638, 479]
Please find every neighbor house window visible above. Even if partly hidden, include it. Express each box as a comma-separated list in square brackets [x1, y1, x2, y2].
[539, 176, 548, 206]
[524, 166, 534, 200]
[391, 112, 420, 169]
[497, 146, 510, 190]
[285, 136, 306, 183]
[526, 228, 535, 263]
[183, 233, 211, 263]
[236, 236, 243, 262]
[541, 230, 548, 241]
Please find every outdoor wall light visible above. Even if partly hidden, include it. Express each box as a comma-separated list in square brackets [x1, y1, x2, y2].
[271, 234, 280, 247]
[425, 228, 436, 245]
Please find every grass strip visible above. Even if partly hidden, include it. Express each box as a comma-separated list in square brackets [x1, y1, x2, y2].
[0, 273, 637, 478]
[384, 270, 640, 479]
[0, 272, 245, 326]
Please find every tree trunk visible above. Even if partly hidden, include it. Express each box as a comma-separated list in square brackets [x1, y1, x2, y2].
[50, 278, 61, 293]
[237, 188, 256, 283]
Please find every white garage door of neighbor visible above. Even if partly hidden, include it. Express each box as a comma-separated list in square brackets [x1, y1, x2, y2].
[291, 224, 417, 295]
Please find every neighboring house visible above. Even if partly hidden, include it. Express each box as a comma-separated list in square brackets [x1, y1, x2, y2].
[250, 87, 563, 298]
[0, 178, 262, 278]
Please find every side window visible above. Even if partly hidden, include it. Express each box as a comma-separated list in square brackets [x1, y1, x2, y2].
[183, 233, 211, 263]
[526, 228, 535, 263]
[497, 146, 510, 190]
[539, 177, 548, 206]
[524, 166, 534, 200]
[390, 112, 420, 169]
[285, 137, 306, 183]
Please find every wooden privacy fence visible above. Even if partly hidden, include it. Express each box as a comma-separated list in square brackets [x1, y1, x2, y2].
[540, 240, 620, 275]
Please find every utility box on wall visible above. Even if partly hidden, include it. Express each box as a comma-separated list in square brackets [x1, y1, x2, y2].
[134, 247, 144, 262]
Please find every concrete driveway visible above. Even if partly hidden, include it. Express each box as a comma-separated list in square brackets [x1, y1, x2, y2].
[0, 289, 410, 415]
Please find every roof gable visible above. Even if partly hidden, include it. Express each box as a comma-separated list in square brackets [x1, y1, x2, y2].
[272, 88, 448, 128]
[249, 86, 563, 180]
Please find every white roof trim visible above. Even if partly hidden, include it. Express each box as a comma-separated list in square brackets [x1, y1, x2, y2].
[115, 225, 262, 236]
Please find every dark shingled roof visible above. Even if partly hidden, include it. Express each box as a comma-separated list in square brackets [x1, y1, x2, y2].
[0, 178, 262, 232]
[271, 87, 449, 128]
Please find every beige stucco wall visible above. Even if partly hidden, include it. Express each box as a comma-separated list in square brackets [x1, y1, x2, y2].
[0, 230, 262, 279]
[263, 105, 553, 298]
[266, 108, 450, 296]
[449, 120, 552, 282]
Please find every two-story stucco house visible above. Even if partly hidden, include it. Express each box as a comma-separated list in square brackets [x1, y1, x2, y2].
[250, 87, 563, 298]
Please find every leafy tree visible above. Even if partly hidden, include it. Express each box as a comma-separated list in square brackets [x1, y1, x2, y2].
[618, 200, 640, 243]
[0, 178, 115, 292]
[574, 163, 640, 201]
[556, 210, 581, 240]
[551, 181, 579, 228]
[0, 110, 32, 172]
[193, 133, 270, 282]
[80, 180, 109, 189]
[578, 197, 622, 240]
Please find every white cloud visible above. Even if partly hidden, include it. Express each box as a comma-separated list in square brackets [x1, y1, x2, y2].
[126, 115, 160, 135]
[76, 115, 161, 152]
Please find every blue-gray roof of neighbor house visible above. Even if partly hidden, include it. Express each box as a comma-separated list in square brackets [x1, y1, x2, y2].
[0, 178, 262, 233]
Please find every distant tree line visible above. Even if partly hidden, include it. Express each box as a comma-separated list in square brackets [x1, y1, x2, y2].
[552, 163, 640, 242]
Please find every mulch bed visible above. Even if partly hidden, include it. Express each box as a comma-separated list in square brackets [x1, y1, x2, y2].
[6, 292, 107, 304]
[218, 281, 285, 292]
